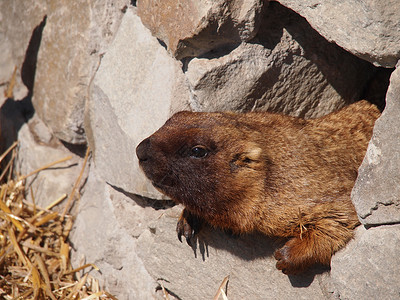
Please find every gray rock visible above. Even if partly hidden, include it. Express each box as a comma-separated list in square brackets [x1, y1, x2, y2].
[15, 114, 87, 209]
[321, 225, 400, 300]
[186, 2, 374, 118]
[85, 7, 190, 199]
[70, 167, 161, 300]
[352, 64, 400, 226]
[33, 0, 128, 144]
[0, 1, 46, 101]
[277, 0, 400, 67]
[137, 0, 263, 59]
[136, 210, 326, 300]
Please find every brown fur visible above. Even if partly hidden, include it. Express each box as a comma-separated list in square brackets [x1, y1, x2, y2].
[136, 100, 380, 274]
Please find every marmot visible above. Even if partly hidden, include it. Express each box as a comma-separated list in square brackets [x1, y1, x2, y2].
[136, 100, 380, 274]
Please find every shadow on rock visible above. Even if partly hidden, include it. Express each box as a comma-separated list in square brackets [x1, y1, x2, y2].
[186, 224, 326, 287]
[0, 96, 34, 151]
[0, 15, 46, 161]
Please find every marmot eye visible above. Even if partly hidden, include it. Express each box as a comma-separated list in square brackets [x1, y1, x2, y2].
[190, 146, 208, 158]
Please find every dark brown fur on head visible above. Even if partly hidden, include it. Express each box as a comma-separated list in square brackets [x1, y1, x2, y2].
[136, 100, 380, 274]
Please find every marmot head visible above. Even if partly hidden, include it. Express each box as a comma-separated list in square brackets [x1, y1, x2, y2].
[136, 111, 267, 218]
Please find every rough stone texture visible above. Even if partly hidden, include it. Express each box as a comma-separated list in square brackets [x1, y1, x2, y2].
[86, 7, 190, 199]
[277, 0, 400, 67]
[15, 113, 87, 209]
[70, 167, 161, 300]
[0, 69, 29, 105]
[186, 2, 374, 118]
[33, 0, 129, 144]
[137, 0, 263, 59]
[0, 2, 45, 69]
[0, 1, 46, 102]
[352, 64, 400, 226]
[136, 210, 326, 300]
[320, 225, 400, 300]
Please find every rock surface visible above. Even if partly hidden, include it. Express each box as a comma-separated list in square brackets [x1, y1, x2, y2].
[70, 167, 160, 300]
[321, 225, 400, 300]
[186, 2, 373, 117]
[352, 64, 400, 226]
[277, 0, 400, 67]
[15, 114, 87, 209]
[32, 0, 128, 144]
[85, 7, 190, 199]
[0, 1, 46, 102]
[136, 208, 326, 299]
[137, 0, 263, 59]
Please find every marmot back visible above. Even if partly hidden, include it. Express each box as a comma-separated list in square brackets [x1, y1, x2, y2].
[136, 100, 380, 274]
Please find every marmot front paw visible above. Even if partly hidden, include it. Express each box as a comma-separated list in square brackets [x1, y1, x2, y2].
[176, 209, 202, 246]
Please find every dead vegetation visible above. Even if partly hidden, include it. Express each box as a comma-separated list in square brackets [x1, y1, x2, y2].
[0, 142, 116, 299]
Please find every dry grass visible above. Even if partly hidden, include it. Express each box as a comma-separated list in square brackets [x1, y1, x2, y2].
[213, 276, 229, 300]
[0, 143, 117, 299]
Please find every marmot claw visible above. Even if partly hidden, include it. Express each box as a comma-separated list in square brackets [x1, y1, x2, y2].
[176, 209, 202, 246]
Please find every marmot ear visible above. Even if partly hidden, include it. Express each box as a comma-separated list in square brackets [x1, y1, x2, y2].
[243, 144, 262, 162]
[230, 143, 263, 171]
[237, 143, 262, 165]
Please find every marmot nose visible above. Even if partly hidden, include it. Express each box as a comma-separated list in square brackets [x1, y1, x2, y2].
[136, 137, 151, 162]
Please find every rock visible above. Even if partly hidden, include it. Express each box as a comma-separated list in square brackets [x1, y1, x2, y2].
[137, 0, 263, 59]
[352, 64, 400, 226]
[0, 1, 46, 102]
[136, 209, 326, 299]
[85, 7, 190, 199]
[70, 167, 161, 299]
[320, 225, 400, 299]
[15, 113, 87, 209]
[186, 2, 374, 118]
[0, 69, 30, 105]
[32, 0, 128, 144]
[277, 0, 400, 67]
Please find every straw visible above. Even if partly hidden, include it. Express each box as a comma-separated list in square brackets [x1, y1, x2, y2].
[0, 144, 115, 299]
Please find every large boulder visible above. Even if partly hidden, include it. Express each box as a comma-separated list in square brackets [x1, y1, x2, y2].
[137, 0, 264, 59]
[15, 114, 87, 209]
[70, 167, 161, 299]
[136, 208, 326, 299]
[85, 7, 190, 199]
[186, 2, 374, 118]
[32, 0, 129, 144]
[352, 64, 400, 226]
[321, 225, 400, 300]
[277, 0, 400, 67]
[0, 1, 46, 102]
